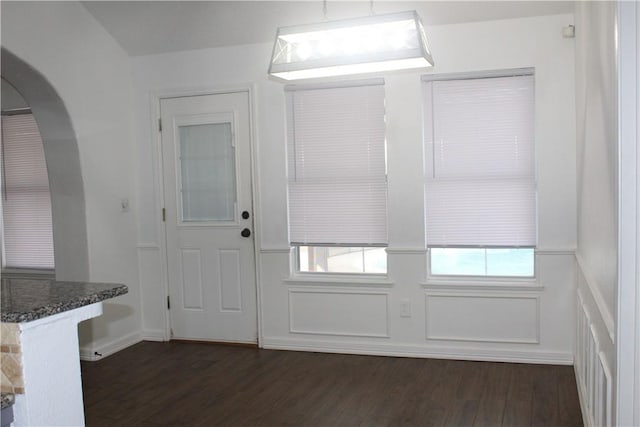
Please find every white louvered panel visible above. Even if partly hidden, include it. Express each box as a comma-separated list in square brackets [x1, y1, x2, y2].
[424, 73, 536, 247]
[1, 114, 55, 269]
[287, 82, 387, 246]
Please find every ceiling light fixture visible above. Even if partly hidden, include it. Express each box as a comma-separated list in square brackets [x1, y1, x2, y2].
[268, 10, 434, 81]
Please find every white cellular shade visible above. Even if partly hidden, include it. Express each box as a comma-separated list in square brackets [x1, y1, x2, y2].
[1, 114, 55, 269]
[287, 83, 387, 246]
[424, 74, 536, 247]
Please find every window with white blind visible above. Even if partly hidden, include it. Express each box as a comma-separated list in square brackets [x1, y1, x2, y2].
[423, 69, 536, 277]
[1, 113, 55, 271]
[286, 80, 387, 274]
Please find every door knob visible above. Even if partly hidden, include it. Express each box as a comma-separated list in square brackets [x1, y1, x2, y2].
[241, 228, 251, 238]
[242, 211, 250, 219]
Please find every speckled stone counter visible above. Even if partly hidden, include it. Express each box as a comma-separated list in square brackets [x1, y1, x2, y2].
[1, 278, 128, 323]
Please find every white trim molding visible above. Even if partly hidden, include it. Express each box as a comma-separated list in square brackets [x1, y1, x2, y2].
[534, 248, 576, 256]
[284, 276, 394, 288]
[385, 247, 428, 255]
[259, 246, 292, 254]
[422, 280, 543, 292]
[141, 329, 166, 342]
[262, 336, 573, 365]
[80, 331, 143, 362]
[288, 289, 391, 338]
[576, 253, 615, 343]
[576, 289, 614, 427]
[136, 243, 161, 250]
[616, 1, 640, 425]
[424, 292, 540, 344]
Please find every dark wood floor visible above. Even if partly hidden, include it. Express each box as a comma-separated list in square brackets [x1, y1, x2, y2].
[81, 341, 583, 426]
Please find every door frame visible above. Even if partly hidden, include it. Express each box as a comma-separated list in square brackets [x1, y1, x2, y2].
[150, 84, 263, 345]
[616, 1, 640, 424]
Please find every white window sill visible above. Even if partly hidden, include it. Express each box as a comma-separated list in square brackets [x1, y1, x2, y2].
[284, 274, 394, 288]
[421, 277, 543, 292]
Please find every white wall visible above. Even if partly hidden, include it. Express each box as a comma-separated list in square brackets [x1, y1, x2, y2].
[1, 2, 142, 356]
[1, 78, 28, 110]
[132, 12, 578, 364]
[574, 1, 618, 425]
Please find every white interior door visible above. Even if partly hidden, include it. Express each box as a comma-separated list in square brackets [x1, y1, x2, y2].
[160, 91, 257, 343]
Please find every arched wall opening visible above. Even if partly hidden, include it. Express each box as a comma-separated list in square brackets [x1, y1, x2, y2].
[1, 48, 89, 280]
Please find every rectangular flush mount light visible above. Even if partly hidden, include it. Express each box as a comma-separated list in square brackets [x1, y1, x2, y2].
[268, 10, 434, 81]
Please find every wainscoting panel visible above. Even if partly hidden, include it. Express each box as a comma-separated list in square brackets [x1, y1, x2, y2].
[180, 248, 204, 310]
[288, 289, 389, 338]
[576, 291, 613, 427]
[425, 293, 539, 344]
[218, 249, 242, 311]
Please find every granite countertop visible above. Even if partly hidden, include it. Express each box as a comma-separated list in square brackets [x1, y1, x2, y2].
[1, 278, 128, 323]
[1, 392, 14, 409]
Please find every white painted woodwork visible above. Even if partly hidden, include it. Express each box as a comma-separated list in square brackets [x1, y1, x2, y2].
[288, 290, 389, 338]
[576, 291, 613, 427]
[616, 1, 640, 425]
[219, 249, 243, 311]
[132, 13, 577, 364]
[161, 92, 257, 343]
[180, 249, 204, 310]
[425, 293, 539, 343]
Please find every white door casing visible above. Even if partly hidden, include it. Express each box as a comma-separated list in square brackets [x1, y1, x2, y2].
[160, 91, 257, 343]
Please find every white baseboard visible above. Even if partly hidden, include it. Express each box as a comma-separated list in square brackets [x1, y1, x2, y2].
[262, 336, 573, 365]
[141, 329, 166, 342]
[80, 331, 143, 361]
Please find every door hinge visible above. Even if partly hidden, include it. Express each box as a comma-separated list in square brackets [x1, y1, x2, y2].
[158, 118, 162, 132]
[162, 208, 166, 222]
[167, 295, 171, 310]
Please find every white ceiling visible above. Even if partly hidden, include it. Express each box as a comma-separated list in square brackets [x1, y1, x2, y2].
[81, 1, 574, 57]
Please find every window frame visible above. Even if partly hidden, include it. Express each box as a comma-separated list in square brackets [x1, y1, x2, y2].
[422, 68, 537, 280]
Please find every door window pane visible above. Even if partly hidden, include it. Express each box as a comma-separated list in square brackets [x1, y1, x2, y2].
[179, 123, 236, 222]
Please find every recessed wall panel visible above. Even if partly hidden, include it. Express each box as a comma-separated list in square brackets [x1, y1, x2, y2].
[289, 290, 389, 337]
[425, 293, 539, 343]
[219, 249, 242, 311]
[180, 248, 204, 310]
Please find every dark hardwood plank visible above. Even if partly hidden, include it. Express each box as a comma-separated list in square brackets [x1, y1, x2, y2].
[444, 399, 479, 427]
[531, 364, 560, 426]
[456, 361, 487, 400]
[81, 342, 583, 427]
[474, 399, 505, 427]
[557, 366, 584, 427]
[503, 399, 533, 427]
[507, 363, 535, 402]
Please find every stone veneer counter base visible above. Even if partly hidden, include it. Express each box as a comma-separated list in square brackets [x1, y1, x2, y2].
[0, 392, 15, 409]
[1, 278, 128, 323]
